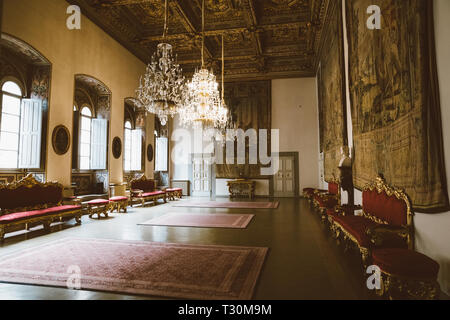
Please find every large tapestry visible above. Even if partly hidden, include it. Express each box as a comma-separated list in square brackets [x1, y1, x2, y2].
[318, 0, 347, 182]
[346, 0, 449, 212]
[215, 80, 271, 179]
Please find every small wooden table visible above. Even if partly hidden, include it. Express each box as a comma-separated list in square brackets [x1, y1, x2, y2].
[227, 179, 256, 199]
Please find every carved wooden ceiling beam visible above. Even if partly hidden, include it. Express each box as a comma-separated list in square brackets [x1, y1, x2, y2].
[140, 21, 311, 42]
[177, 50, 311, 65]
[245, 0, 262, 54]
[69, 0, 327, 79]
[170, 0, 213, 60]
[95, 0, 151, 7]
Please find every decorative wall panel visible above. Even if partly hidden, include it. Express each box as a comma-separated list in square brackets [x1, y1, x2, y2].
[215, 80, 271, 179]
[346, 0, 448, 212]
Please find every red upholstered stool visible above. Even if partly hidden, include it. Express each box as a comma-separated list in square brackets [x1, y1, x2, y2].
[109, 196, 129, 213]
[371, 248, 440, 300]
[87, 199, 110, 219]
[165, 188, 183, 201]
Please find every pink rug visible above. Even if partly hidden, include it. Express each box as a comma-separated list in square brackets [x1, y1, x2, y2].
[0, 238, 267, 300]
[172, 201, 280, 209]
[139, 213, 255, 229]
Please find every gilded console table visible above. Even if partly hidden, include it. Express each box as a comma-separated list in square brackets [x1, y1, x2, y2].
[227, 180, 256, 199]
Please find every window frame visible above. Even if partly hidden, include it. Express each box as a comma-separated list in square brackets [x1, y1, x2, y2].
[123, 120, 143, 173]
[155, 136, 169, 173]
[124, 120, 133, 172]
[78, 105, 94, 171]
[0, 79, 24, 170]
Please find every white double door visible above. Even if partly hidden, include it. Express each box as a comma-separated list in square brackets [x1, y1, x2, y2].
[192, 153, 212, 197]
[274, 156, 296, 197]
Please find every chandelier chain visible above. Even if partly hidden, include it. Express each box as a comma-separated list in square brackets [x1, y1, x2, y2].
[202, 0, 205, 68]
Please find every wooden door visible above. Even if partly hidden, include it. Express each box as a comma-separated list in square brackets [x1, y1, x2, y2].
[274, 156, 296, 197]
[192, 154, 212, 197]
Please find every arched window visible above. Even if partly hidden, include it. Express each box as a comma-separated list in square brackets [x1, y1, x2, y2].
[0, 80, 43, 169]
[124, 121, 132, 171]
[124, 120, 142, 172]
[79, 106, 93, 170]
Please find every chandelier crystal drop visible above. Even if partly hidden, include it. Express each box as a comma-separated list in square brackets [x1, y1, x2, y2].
[135, 0, 185, 126]
[179, 0, 228, 130]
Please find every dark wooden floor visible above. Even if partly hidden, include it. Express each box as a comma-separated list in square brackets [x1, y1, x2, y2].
[0, 198, 445, 300]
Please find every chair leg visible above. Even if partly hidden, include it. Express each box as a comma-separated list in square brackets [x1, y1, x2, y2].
[43, 221, 51, 232]
[0, 226, 5, 244]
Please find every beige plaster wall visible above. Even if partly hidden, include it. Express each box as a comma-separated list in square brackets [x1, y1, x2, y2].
[2, 0, 148, 186]
[272, 78, 320, 194]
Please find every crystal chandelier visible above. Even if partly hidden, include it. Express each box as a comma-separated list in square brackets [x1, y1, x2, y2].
[135, 0, 185, 126]
[179, 0, 228, 130]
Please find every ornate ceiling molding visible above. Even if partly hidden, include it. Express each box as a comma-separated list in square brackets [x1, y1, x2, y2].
[67, 0, 330, 80]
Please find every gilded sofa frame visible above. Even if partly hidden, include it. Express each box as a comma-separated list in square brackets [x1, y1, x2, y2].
[313, 179, 341, 218]
[332, 176, 414, 265]
[0, 175, 82, 242]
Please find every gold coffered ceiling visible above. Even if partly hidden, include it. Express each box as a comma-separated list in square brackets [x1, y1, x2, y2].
[67, 0, 332, 80]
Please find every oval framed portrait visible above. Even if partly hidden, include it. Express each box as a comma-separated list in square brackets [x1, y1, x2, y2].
[112, 137, 122, 159]
[147, 144, 154, 162]
[52, 125, 70, 155]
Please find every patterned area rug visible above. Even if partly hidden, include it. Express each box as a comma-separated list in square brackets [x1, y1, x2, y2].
[172, 201, 280, 209]
[139, 213, 255, 229]
[0, 238, 268, 300]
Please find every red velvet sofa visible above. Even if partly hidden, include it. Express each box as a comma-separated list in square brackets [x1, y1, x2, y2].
[0, 174, 82, 242]
[329, 176, 441, 299]
[313, 181, 340, 217]
[330, 176, 412, 265]
[130, 175, 166, 207]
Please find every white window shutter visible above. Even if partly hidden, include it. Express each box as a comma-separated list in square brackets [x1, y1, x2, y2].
[155, 137, 168, 172]
[124, 129, 131, 171]
[131, 129, 142, 171]
[90, 119, 108, 170]
[19, 99, 42, 169]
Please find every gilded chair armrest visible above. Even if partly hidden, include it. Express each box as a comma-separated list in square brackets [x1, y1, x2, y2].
[366, 224, 411, 247]
[335, 204, 362, 216]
